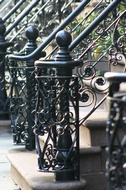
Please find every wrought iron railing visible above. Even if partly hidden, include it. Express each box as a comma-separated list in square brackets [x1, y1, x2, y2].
[4, 0, 126, 184]
[105, 72, 126, 190]
[0, 0, 74, 122]
[35, 30, 82, 181]
[0, 0, 41, 120]
[6, 0, 90, 146]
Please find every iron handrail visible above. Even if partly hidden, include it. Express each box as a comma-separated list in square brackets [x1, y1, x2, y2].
[69, 0, 122, 51]
[0, 0, 12, 13]
[2, 0, 26, 22]
[5, 0, 40, 36]
[45, 0, 104, 59]
[7, 0, 122, 62]
[7, 0, 91, 61]
[10, 0, 75, 42]
[10, 0, 51, 42]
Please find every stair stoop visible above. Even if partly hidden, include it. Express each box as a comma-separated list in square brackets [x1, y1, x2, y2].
[7, 148, 86, 190]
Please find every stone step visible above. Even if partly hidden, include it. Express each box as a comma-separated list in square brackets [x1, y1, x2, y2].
[37, 114, 107, 189]
[7, 144, 107, 190]
[39, 135, 106, 173]
[7, 148, 86, 190]
[80, 146, 107, 190]
[82, 109, 125, 147]
[81, 110, 108, 147]
[82, 172, 107, 190]
[0, 120, 11, 134]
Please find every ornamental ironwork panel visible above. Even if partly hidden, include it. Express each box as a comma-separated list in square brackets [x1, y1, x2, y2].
[9, 62, 27, 143]
[35, 75, 80, 180]
[105, 72, 126, 190]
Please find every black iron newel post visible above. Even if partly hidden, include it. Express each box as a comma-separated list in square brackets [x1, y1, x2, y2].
[0, 18, 13, 119]
[35, 30, 82, 181]
[54, 30, 78, 181]
[105, 72, 126, 190]
[25, 26, 39, 150]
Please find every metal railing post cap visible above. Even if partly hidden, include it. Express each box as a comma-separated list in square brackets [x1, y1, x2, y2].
[26, 25, 39, 42]
[35, 30, 82, 69]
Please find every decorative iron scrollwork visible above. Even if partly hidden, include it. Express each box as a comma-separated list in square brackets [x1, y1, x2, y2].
[105, 72, 126, 189]
[35, 30, 82, 181]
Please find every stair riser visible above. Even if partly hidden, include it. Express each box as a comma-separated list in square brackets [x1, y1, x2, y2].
[0, 121, 11, 134]
[82, 173, 107, 190]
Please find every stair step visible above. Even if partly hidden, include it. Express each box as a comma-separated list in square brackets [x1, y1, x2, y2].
[0, 120, 11, 134]
[7, 146, 107, 190]
[80, 146, 107, 190]
[7, 148, 86, 190]
[82, 172, 107, 190]
[81, 110, 108, 146]
[80, 146, 102, 174]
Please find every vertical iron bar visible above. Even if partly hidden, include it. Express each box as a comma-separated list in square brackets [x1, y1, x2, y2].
[25, 26, 39, 150]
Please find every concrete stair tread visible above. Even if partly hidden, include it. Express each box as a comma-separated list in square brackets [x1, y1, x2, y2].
[80, 109, 108, 123]
[80, 146, 101, 154]
[83, 110, 108, 129]
[7, 148, 86, 190]
[79, 110, 108, 146]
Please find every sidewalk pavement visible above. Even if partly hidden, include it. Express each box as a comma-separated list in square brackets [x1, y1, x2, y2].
[0, 133, 23, 190]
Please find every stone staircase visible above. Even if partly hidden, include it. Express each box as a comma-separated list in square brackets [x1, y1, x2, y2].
[5, 108, 109, 190]
[80, 110, 108, 190]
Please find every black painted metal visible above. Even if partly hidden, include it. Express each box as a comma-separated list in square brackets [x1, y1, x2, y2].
[10, 0, 51, 42]
[9, 26, 45, 147]
[7, 0, 91, 61]
[35, 30, 82, 181]
[69, 0, 122, 51]
[25, 26, 39, 150]
[5, 0, 40, 36]
[0, 18, 13, 119]
[4, 0, 125, 186]
[105, 72, 126, 190]
[6, 0, 76, 144]
[2, 0, 25, 23]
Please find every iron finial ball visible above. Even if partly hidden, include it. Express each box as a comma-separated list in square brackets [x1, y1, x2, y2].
[26, 26, 39, 41]
[55, 30, 72, 48]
